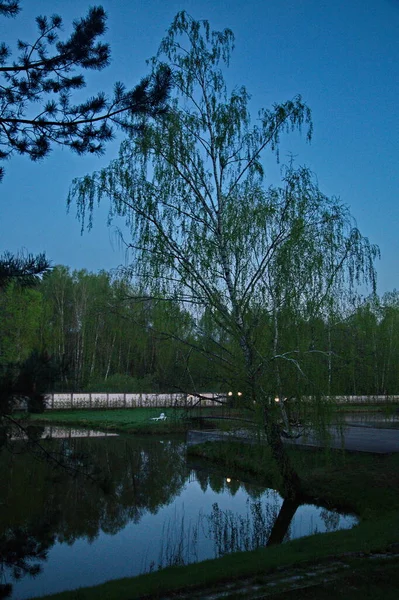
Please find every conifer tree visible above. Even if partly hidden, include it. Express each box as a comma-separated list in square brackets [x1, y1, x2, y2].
[0, 1, 171, 180]
[0, 252, 50, 289]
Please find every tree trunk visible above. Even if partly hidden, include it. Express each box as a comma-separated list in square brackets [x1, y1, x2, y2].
[90, 322, 99, 377]
[105, 332, 116, 381]
[264, 406, 302, 500]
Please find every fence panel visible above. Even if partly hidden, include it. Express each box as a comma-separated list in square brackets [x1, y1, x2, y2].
[40, 393, 399, 410]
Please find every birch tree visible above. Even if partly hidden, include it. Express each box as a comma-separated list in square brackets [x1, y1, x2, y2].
[69, 12, 378, 497]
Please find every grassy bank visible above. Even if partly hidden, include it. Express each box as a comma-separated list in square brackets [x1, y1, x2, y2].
[18, 407, 189, 434]
[17, 406, 261, 435]
[188, 441, 399, 519]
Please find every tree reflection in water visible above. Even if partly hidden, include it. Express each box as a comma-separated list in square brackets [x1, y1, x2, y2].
[207, 497, 279, 556]
[0, 520, 57, 599]
[0, 428, 356, 598]
[0, 429, 187, 597]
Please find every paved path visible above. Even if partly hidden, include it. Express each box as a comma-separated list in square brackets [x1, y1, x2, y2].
[187, 426, 399, 454]
[284, 425, 399, 454]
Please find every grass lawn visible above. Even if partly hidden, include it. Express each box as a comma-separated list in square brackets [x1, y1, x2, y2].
[18, 406, 257, 434]
[18, 409, 399, 599]
[19, 407, 189, 434]
[19, 402, 399, 434]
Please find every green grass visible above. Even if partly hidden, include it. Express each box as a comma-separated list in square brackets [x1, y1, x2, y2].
[20, 408, 189, 434]
[18, 402, 399, 436]
[18, 406, 259, 435]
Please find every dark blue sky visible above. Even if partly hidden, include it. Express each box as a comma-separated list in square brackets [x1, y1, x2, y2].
[1, 0, 398, 295]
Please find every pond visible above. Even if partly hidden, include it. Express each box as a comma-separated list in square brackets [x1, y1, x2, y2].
[0, 426, 357, 599]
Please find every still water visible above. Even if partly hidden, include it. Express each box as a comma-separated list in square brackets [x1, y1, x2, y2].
[0, 427, 357, 599]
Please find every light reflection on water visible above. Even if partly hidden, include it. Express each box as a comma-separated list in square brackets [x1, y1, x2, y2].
[0, 428, 357, 599]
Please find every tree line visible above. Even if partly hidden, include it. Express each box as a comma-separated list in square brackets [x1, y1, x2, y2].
[1, 264, 399, 396]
